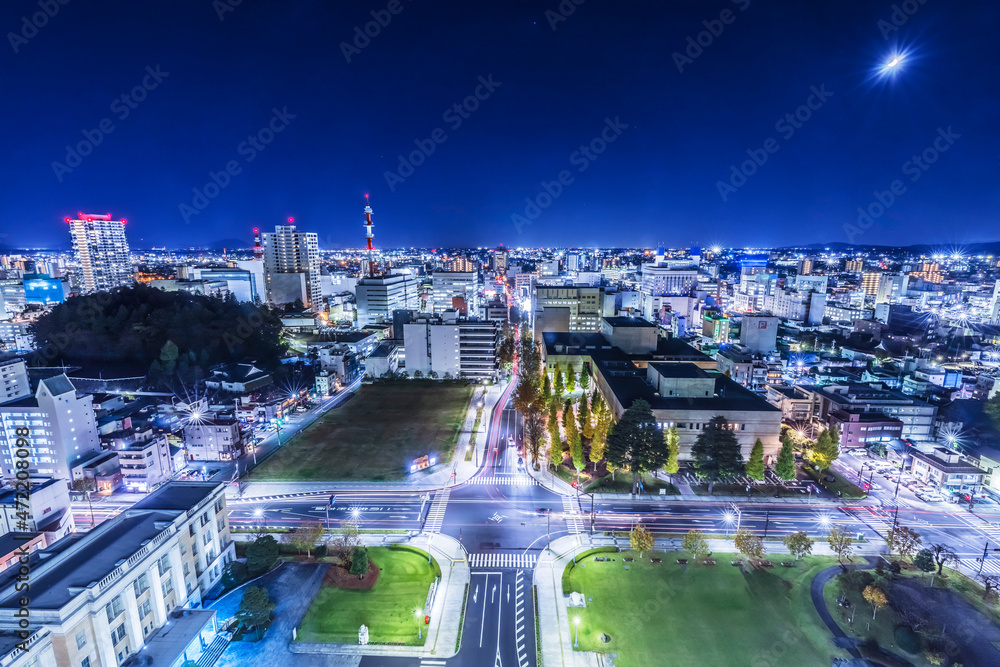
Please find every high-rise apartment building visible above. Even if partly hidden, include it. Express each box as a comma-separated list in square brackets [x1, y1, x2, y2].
[534, 285, 606, 333]
[844, 259, 864, 273]
[861, 271, 881, 296]
[0, 374, 100, 482]
[67, 214, 132, 293]
[355, 273, 419, 327]
[445, 257, 477, 273]
[797, 258, 814, 275]
[875, 273, 909, 305]
[262, 222, 321, 312]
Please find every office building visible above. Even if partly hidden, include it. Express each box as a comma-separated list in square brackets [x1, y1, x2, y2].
[262, 222, 322, 311]
[0, 482, 234, 667]
[404, 311, 500, 380]
[431, 271, 479, 315]
[356, 273, 420, 327]
[875, 273, 909, 305]
[0, 360, 30, 405]
[799, 383, 938, 446]
[534, 285, 606, 333]
[739, 314, 779, 354]
[67, 214, 133, 293]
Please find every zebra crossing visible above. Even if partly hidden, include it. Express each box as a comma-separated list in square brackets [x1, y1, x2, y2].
[562, 496, 583, 534]
[466, 475, 538, 486]
[959, 558, 1000, 577]
[423, 489, 449, 534]
[468, 552, 538, 569]
[842, 506, 894, 534]
[514, 569, 530, 667]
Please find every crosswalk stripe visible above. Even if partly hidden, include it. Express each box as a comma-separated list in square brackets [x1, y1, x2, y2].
[468, 553, 538, 569]
[423, 489, 450, 534]
[466, 475, 538, 486]
[562, 496, 583, 534]
[959, 558, 1000, 576]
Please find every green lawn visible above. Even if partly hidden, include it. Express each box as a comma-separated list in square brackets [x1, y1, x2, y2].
[564, 550, 846, 667]
[251, 381, 473, 481]
[298, 546, 441, 645]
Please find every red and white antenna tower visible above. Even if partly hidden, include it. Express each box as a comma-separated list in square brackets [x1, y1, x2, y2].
[253, 227, 264, 261]
[363, 194, 376, 278]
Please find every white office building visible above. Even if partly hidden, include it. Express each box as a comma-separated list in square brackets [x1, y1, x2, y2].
[431, 271, 479, 314]
[356, 273, 419, 327]
[404, 311, 499, 380]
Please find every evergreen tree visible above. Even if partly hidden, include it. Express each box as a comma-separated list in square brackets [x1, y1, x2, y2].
[663, 426, 680, 480]
[691, 416, 745, 494]
[542, 373, 552, 407]
[745, 438, 766, 482]
[553, 364, 565, 397]
[566, 368, 577, 393]
[812, 426, 840, 470]
[547, 400, 562, 468]
[566, 406, 583, 481]
[580, 364, 590, 393]
[578, 395, 593, 440]
[606, 399, 666, 494]
[776, 438, 796, 483]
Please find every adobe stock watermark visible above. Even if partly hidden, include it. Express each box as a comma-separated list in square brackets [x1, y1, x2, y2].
[843, 126, 959, 243]
[213, 0, 243, 22]
[511, 116, 629, 232]
[877, 0, 930, 39]
[340, 0, 412, 64]
[672, 0, 751, 73]
[716, 84, 833, 202]
[383, 75, 502, 192]
[545, 0, 586, 31]
[51, 65, 170, 183]
[178, 107, 296, 223]
[7, 0, 71, 54]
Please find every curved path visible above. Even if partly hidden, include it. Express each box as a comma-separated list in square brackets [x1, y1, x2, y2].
[810, 563, 863, 660]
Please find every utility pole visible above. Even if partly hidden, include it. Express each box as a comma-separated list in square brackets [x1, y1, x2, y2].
[762, 510, 770, 539]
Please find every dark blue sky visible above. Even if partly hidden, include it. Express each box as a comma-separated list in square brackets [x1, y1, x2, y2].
[3, 0, 998, 250]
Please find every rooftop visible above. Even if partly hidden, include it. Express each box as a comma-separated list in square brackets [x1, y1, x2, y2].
[603, 316, 656, 328]
[131, 481, 220, 512]
[648, 363, 711, 379]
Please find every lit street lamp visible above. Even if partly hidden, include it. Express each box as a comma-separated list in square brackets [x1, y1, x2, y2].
[416, 609, 423, 640]
[573, 616, 580, 648]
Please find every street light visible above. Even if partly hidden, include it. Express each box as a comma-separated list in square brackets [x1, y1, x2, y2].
[573, 616, 580, 648]
[416, 609, 423, 640]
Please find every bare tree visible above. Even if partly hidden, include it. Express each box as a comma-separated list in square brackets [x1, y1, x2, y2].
[927, 543, 958, 574]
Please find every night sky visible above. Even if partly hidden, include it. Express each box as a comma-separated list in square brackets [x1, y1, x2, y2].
[3, 0, 998, 250]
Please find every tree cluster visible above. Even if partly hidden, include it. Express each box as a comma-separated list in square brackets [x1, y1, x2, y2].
[29, 285, 286, 383]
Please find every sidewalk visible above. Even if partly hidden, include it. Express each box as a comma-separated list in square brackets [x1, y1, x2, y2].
[235, 379, 511, 500]
[289, 532, 471, 659]
[534, 534, 886, 667]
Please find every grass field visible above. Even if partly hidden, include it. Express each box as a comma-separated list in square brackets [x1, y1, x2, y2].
[297, 546, 441, 645]
[564, 550, 845, 667]
[251, 381, 473, 481]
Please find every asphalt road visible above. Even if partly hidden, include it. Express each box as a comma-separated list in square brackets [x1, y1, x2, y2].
[70, 373, 1000, 666]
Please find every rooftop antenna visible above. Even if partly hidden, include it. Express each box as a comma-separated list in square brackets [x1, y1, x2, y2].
[364, 195, 377, 278]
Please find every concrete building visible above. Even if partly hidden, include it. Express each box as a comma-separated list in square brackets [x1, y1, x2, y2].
[875, 273, 909, 305]
[365, 343, 400, 378]
[183, 415, 243, 462]
[739, 314, 779, 354]
[0, 374, 100, 483]
[0, 359, 30, 405]
[431, 271, 479, 314]
[310, 343, 363, 386]
[799, 383, 938, 447]
[701, 311, 730, 343]
[0, 482, 234, 667]
[0, 478, 74, 543]
[116, 434, 173, 493]
[355, 273, 419, 327]
[764, 286, 826, 325]
[534, 285, 606, 333]
[404, 311, 499, 380]
[909, 447, 984, 493]
[67, 214, 133, 293]
[262, 222, 322, 312]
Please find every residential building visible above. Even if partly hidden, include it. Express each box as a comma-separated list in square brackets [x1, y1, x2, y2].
[71, 451, 123, 494]
[0, 374, 100, 483]
[115, 433, 173, 493]
[67, 214, 133, 293]
[861, 271, 881, 296]
[909, 447, 984, 493]
[404, 311, 500, 380]
[365, 343, 400, 378]
[0, 482, 234, 667]
[262, 222, 322, 311]
[204, 363, 273, 395]
[183, 415, 243, 462]
[701, 311, 730, 343]
[310, 343, 362, 385]
[0, 360, 30, 405]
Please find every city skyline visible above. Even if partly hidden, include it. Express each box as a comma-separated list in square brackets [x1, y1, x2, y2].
[3, 0, 999, 249]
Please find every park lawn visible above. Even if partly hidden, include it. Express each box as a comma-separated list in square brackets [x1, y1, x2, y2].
[251, 381, 473, 481]
[297, 546, 441, 645]
[565, 551, 846, 667]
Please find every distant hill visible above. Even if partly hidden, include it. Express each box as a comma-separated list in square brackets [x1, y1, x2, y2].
[781, 241, 1000, 255]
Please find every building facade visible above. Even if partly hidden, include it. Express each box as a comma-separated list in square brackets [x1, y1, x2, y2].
[67, 214, 132, 293]
[262, 223, 321, 312]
